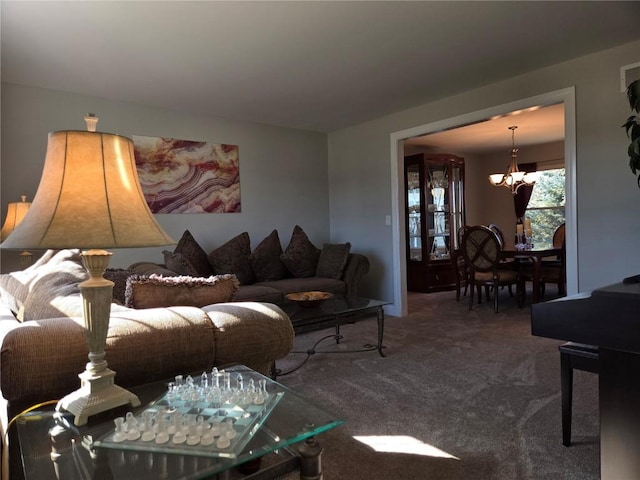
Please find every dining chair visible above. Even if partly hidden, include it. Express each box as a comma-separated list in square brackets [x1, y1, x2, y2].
[559, 342, 599, 446]
[461, 225, 523, 313]
[487, 223, 516, 295]
[487, 223, 505, 248]
[541, 254, 566, 298]
[531, 222, 566, 298]
[452, 225, 470, 301]
[552, 222, 566, 249]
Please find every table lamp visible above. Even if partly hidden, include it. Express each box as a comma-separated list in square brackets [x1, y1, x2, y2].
[0, 114, 175, 425]
[1, 195, 34, 267]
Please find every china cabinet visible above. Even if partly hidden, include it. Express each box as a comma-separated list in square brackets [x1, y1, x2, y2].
[404, 153, 465, 292]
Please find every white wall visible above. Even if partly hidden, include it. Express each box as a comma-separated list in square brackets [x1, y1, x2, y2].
[329, 40, 640, 312]
[0, 83, 329, 271]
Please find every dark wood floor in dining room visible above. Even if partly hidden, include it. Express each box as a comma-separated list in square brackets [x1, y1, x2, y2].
[275, 285, 598, 479]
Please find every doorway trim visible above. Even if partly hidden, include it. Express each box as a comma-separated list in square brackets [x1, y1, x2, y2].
[389, 87, 577, 317]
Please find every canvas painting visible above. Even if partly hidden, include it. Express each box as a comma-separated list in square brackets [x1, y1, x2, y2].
[133, 136, 240, 213]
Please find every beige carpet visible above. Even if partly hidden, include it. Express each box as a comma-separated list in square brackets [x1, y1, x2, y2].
[274, 288, 599, 479]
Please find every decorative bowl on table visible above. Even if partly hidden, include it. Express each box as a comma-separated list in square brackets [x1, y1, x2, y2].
[285, 291, 333, 308]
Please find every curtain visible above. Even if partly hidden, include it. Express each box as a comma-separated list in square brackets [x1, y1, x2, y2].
[514, 162, 537, 220]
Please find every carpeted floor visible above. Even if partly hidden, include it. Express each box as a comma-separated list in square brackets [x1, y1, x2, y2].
[274, 288, 599, 479]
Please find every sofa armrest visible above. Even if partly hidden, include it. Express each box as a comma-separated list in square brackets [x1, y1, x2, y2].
[341, 253, 370, 297]
[129, 261, 178, 277]
[202, 302, 294, 376]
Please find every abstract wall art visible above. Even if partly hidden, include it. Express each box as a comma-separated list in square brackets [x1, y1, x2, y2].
[133, 136, 241, 213]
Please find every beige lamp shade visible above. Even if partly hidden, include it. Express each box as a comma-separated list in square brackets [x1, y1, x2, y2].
[1, 130, 175, 250]
[0, 196, 31, 242]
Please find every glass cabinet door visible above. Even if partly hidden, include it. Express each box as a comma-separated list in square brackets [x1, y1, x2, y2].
[449, 164, 464, 251]
[427, 165, 450, 260]
[406, 163, 422, 261]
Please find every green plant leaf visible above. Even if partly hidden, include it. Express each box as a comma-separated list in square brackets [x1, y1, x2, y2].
[623, 80, 640, 188]
[623, 116, 637, 136]
[628, 80, 640, 112]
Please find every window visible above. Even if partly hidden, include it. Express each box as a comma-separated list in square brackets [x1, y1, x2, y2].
[526, 168, 565, 246]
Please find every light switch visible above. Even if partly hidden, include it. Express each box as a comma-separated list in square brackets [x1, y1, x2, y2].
[385, 215, 391, 226]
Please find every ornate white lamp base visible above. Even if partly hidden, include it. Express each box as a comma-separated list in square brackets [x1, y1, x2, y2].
[55, 250, 141, 426]
[57, 368, 140, 426]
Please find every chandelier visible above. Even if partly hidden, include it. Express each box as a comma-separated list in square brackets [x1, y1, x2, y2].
[488, 126, 540, 194]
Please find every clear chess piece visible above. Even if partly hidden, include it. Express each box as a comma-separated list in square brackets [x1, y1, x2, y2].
[211, 367, 220, 388]
[141, 429, 156, 442]
[195, 415, 206, 435]
[172, 429, 186, 444]
[209, 422, 221, 437]
[200, 431, 215, 446]
[155, 416, 170, 444]
[166, 382, 176, 403]
[223, 418, 236, 439]
[216, 435, 230, 449]
[167, 411, 182, 435]
[126, 426, 141, 441]
[255, 378, 268, 404]
[112, 417, 127, 443]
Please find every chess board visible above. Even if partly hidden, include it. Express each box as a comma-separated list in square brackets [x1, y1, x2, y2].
[94, 369, 284, 459]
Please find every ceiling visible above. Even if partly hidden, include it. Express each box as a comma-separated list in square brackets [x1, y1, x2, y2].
[2, 1, 639, 135]
[404, 103, 565, 154]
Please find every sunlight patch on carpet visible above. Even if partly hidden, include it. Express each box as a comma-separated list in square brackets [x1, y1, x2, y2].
[353, 435, 459, 459]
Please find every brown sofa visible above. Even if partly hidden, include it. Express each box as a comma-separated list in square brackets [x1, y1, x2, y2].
[128, 227, 370, 304]
[129, 225, 369, 304]
[0, 249, 294, 480]
[129, 252, 369, 303]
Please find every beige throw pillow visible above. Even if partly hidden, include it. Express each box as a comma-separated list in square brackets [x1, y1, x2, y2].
[125, 274, 239, 309]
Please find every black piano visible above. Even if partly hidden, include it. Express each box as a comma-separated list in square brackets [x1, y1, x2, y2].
[531, 280, 640, 480]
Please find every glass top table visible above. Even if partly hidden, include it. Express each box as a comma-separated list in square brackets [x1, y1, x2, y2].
[275, 295, 390, 376]
[279, 295, 389, 351]
[16, 365, 344, 480]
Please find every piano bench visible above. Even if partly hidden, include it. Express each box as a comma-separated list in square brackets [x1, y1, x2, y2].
[559, 342, 600, 447]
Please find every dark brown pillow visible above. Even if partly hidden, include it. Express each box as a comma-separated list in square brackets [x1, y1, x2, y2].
[124, 274, 239, 309]
[104, 268, 135, 305]
[174, 230, 213, 277]
[280, 225, 321, 278]
[163, 250, 199, 277]
[250, 230, 288, 282]
[316, 243, 351, 279]
[208, 232, 255, 285]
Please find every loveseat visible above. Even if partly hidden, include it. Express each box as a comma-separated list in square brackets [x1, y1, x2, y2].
[128, 226, 370, 304]
[0, 249, 294, 480]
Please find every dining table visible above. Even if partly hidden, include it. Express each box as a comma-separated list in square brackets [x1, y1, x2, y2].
[501, 243, 564, 304]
